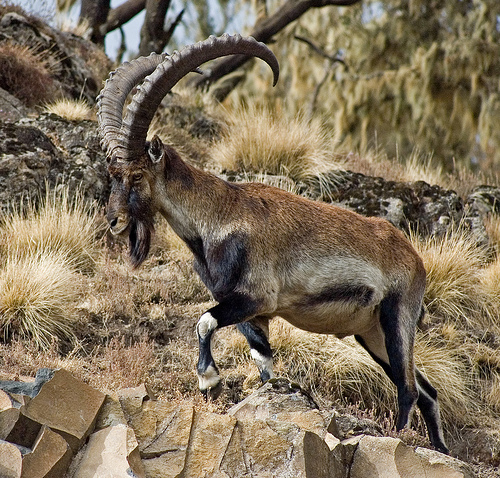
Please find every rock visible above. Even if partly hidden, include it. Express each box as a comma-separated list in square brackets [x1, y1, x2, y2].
[21, 425, 72, 478]
[0, 87, 30, 122]
[137, 401, 195, 477]
[333, 413, 384, 439]
[0, 440, 22, 478]
[0, 369, 54, 398]
[0, 122, 59, 211]
[466, 185, 500, 216]
[228, 377, 319, 418]
[228, 378, 327, 438]
[6, 369, 106, 453]
[94, 395, 128, 430]
[118, 384, 155, 419]
[0, 8, 111, 106]
[0, 391, 21, 440]
[4, 413, 42, 450]
[179, 411, 237, 477]
[349, 435, 474, 478]
[221, 418, 342, 478]
[415, 447, 476, 478]
[71, 424, 145, 478]
[0, 115, 109, 211]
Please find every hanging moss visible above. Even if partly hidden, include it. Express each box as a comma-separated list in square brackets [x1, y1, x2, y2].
[228, 0, 500, 173]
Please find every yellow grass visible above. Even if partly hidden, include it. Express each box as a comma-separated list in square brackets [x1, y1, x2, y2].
[480, 257, 500, 325]
[210, 105, 341, 181]
[43, 98, 94, 121]
[0, 252, 81, 349]
[0, 186, 100, 274]
[414, 333, 475, 425]
[402, 150, 446, 186]
[484, 214, 500, 255]
[411, 230, 495, 330]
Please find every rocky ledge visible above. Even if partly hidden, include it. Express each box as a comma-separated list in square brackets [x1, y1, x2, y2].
[0, 369, 473, 478]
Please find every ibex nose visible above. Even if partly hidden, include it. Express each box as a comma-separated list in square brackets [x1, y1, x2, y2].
[107, 212, 129, 235]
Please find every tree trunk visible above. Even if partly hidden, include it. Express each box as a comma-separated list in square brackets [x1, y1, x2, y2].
[139, 0, 172, 55]
[80, 0, 111, 44]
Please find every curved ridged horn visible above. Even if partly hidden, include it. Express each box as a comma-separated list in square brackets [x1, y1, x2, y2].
[110, 34, 279, 161]
[97, 52, 168, 160]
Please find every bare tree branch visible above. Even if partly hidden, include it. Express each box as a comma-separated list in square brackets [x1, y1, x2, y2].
[163, 9, 185, 49]
[102, 0, 146, 35]
[293, 35, 347, 118]
[188, 0, 361, 97]
[294, 34, 346, 67]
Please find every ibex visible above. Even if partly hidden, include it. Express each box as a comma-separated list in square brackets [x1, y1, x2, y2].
[97, 34, 448, 454]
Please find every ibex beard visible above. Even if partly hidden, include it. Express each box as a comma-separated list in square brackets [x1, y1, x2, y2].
[106, 157, 155, 268]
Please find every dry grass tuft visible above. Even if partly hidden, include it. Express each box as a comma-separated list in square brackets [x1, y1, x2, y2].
[402, 150, 446, 186]
[342, 148, 449, 188]
[43, 98, 94, 121]
[210, 105, 341, 181]
[480, 257, 500, 319]
[0, 252, 81, 349]
[484, 214, 500, 255]
[411, 230, 496, 330]
[0, 186, 101, 274]
[0, 41, 58, 106]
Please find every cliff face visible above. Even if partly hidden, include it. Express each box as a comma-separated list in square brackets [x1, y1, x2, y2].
[0, 371, 475, 478]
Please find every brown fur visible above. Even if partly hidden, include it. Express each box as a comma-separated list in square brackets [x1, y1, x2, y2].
[105, 136, 447, 454]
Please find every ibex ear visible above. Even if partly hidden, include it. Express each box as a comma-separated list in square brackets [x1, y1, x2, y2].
[147, 135, 165, 164]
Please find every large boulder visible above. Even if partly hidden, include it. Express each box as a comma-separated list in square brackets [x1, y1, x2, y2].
[349, 435, 474, 478]
[0, 8, 111, 106]
[0, 369, 106, 477]
[301, 170, 465, 237]
[0, 114, 108, 211]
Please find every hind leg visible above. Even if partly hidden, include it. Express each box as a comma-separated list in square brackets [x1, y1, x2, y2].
[237, 316, 273, 382]
[378, 293, 420, 431]
[356, 293, 448, 453]
[356, 327, 418, 432]
[415, 369, 449, 454]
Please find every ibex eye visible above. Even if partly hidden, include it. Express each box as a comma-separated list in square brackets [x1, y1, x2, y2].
[133, 173, 143, 182]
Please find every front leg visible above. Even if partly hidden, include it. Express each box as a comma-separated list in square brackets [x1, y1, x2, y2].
[196, 292, 259, 399]
[237, 317, 273, 382]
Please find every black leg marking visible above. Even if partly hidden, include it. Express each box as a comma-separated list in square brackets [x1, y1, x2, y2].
[238, 318, 273, 382]
[378, 292, 419, 431]
[356, 333, 449, 454]
[196, 293, 260, 398]
[415, 369, 449, 454]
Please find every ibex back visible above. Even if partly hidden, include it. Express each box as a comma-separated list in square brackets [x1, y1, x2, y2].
[97, 34, 448, 454]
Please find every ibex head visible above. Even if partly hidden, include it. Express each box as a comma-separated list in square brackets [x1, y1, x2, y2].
[97, 34, 279, 267]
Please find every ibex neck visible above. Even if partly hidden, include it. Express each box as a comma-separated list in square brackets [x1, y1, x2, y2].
[156, 156, 239, 241]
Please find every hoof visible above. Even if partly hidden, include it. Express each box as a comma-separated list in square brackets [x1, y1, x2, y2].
[434, 442, 450, 455]
[201, 380, 223, 401]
